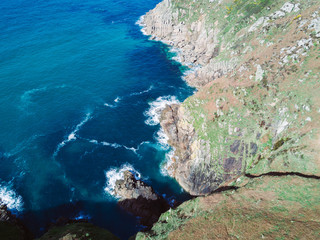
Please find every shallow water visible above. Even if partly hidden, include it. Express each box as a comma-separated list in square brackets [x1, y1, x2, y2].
[0, 0, 193, 238]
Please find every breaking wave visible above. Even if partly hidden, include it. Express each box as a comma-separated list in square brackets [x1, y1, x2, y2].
[0, 184, 23, 211]
[144, 96, 179, 126]
[155, 128, 170, 150]
[160, 150, 175, 177]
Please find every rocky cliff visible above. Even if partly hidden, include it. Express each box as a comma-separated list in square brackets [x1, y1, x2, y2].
[138, 0, 320, 238]
[141, 0, 320, 196]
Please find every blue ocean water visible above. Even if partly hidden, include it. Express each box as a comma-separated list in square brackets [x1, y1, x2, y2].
[0, 0, 193, 238]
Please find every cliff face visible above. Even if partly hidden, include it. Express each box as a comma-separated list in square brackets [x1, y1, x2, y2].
[142, 0, 320, 196]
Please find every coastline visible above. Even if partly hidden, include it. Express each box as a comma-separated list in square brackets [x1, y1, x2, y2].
[136, 0, 320, 238]
[137, 0, 320, 196]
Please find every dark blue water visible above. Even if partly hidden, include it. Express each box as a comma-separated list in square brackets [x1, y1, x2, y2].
[0, 0, 193, 238]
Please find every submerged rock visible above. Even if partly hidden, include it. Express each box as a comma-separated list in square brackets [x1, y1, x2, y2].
[115, 171, 170, 227]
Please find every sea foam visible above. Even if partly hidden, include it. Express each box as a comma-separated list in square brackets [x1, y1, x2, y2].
[104, 163, 141, 199]
[155, 128, 170, 150]
[130, 85, 153, 96]
[144, 96, 179, 126]
[160, 150, 175, 177]
[0, 184, 23, 211]
[53, 112, 92, 158]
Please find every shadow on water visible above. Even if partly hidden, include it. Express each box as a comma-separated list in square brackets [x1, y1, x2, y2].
[20, 200, 139, 239]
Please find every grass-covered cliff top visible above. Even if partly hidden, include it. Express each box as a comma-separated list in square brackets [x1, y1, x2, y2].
[138, 175, 320, 239]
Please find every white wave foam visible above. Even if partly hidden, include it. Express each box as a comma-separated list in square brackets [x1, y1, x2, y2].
[104, 97, 121, 108]
[135, 15, 145, 26]
[86, 138, 144, 155]
[104, 103, 116, 108]
[104, 163, 141, 198]
[101, 141, 122, 148]
[155, 128, 170, 150]
[130, 85, 153, 96]
[136, 16, 147, 35]
[114, 97, 121, 103]
[144, 96, 180, 126]
[0, 184, 23, 211]
[160, 150, 175, 177]
[53, 112, 92, 158]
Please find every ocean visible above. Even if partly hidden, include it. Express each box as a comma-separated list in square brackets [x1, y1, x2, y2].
[0, 0, 194, 238]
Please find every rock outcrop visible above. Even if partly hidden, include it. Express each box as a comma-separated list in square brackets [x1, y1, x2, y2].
[115, 171, 158, 201]
[115, 171, 170, 227]
[0, 202, 32, 240]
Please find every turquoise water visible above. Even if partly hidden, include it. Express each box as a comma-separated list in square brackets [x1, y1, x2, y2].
[0, 0, 193, 238]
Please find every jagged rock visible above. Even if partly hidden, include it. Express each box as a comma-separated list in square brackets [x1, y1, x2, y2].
[114, 171, 158, 201]
[115, 171, 170, 227]
[0, 202, 32, 240]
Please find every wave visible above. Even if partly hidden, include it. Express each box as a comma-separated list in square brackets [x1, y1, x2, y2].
[144, 96, 180, 126]
[114, 97, 121, 103]
[104, 163, 141, 199]
[53, 112, 92, 158]
[160, 150, 175, 177]
[104, 103, 116, 108]
[130, 85, 153, 96]
[0, 184, 23, 211]
[104, 86, 153, 108]
[135, 15, 147, 35]
[103, 96, 121, 108]
[86, 138, 149, 155]
[155, 128, 170, 150]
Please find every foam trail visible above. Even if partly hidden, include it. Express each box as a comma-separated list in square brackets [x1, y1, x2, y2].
[53, 112, 92, 158]
[0, 184, 23, 211]
[104, 103, 116, 108]
[130, 85, 153, 96]
[85, 138, 148, 155]
[104, 163, 141, 199]
[104, 96, 121, 108]
[144, 96, 180, 126]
